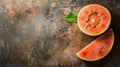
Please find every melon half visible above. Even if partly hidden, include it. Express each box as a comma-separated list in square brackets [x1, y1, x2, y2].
[76, 29, 114, 61]
[78, 4, 111, 36]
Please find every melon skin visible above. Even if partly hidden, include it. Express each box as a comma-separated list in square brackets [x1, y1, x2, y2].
[77, 4, 111, 36]
[76, 29, 114, 61]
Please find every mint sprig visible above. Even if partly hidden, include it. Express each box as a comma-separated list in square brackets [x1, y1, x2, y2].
[65, 12, 78, 23]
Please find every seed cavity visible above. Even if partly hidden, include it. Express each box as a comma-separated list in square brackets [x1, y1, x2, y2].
[99, 46, 104, 54]
[100, 46, 104, 50]
[82, 51, 88, 57]
[86, 10, 101, 28]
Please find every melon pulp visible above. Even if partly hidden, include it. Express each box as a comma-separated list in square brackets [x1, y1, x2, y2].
[78, 4, 111, 36]
[76, 29, 114, 61]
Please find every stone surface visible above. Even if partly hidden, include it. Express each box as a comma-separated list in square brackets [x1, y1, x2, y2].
[0, 0, 120, 67]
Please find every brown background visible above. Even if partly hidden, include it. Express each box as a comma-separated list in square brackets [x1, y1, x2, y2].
[0, 0, 120, 67]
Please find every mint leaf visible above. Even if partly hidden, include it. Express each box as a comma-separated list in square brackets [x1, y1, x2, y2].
[65, 12, 78, 23]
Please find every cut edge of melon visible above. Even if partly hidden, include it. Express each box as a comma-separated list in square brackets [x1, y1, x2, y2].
[77, 4, 111, 36]
[76, 29, 114, 61]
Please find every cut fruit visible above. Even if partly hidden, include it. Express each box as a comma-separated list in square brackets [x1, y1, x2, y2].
[76, 29, 114, 61]
[78, 4, 111, 36]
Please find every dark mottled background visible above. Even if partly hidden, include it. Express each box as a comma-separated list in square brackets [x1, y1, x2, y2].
[0, 0, 120, 67]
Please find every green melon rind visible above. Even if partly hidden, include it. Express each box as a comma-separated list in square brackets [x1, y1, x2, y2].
[77, 4, 111, 36]
[76, 29, 114, 61]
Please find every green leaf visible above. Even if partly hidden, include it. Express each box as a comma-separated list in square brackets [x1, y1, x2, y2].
[65, 12, 78, 23]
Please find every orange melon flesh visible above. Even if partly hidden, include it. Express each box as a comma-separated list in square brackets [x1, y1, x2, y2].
[76, 29, 114, 61]
[78, 4, 111, 36]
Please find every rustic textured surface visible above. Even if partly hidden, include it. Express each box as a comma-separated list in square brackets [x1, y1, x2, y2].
[0, 0, 120, 67]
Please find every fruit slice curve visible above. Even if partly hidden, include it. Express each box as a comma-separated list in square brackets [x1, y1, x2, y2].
[78, 4, 111, 36]
[76, 29, 114, 61]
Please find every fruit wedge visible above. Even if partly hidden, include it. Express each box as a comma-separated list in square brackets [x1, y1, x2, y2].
[78, 4, 111, 36]
[76, 29, 114, 61]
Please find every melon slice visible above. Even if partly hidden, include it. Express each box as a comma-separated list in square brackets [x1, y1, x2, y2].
[76, 29, 114, 61]
[78, 4, 111, 36]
